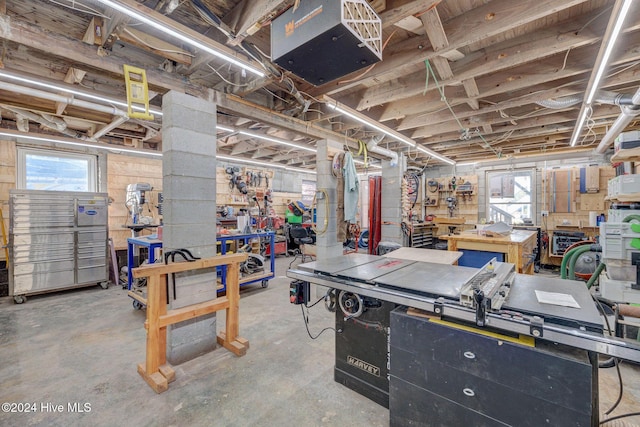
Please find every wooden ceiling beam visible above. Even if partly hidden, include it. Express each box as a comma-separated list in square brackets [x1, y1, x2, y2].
[380, 0, 441, 29]
[395, 39, 640, 131]
[406, 56, 640, 136]
[429, 108, 620, 151]
[357, 22, 600, 109]
[320, 0, 589, 97]
[2, 16, 359, 147]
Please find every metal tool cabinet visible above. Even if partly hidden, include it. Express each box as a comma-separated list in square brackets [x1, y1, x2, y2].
[390, 307, 597, 427]
[9, 190, 109, 303]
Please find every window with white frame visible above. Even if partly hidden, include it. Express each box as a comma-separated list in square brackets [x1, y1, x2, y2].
[486, 169, 535, 225]
[17, 148, 97, 192]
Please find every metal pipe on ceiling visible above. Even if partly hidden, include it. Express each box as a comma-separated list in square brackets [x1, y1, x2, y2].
[595, 85, 640, 153]
[2, 81, 129, 118]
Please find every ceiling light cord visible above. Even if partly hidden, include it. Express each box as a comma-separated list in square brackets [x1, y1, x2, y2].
[424, 59, 500, 158]
[189, 0, 309, 114]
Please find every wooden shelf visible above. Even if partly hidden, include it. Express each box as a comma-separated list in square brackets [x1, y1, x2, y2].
[611, 147, 640, 162]
[605, 193, 640, 202]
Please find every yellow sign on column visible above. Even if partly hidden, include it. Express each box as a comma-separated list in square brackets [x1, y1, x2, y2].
[123, 64, 154, 120]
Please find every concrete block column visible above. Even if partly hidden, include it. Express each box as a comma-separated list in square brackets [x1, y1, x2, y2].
[313, 140, 343, 298]
[162, 91, 218, 365]
[381, 153, 407, 245]
[314, 139, 343, 260]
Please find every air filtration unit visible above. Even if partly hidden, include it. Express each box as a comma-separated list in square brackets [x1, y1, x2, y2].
[271, 0, 382, 86]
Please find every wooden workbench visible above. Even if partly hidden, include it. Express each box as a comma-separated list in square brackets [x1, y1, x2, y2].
[382, 247, 462, 265]
[439, 229, 537, 274]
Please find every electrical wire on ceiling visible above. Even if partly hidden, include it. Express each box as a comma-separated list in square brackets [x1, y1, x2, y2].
[423, 59, 501, 158]
[205, 63, 250, 87]
[189, 0, 310, 115]
[48, 0, 112, 18]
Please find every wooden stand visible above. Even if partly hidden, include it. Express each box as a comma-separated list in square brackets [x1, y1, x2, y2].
[132, 253, 249, 393]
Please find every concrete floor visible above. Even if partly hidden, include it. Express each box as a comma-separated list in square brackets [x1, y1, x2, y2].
[0, 256, 639, 427]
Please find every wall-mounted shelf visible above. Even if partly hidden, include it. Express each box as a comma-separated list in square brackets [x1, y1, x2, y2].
[611, 147, 640, 162]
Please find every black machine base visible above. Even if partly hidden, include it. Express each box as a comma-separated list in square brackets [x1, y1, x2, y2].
[334, 296, 396, 408]
[334, 367, 389, 409]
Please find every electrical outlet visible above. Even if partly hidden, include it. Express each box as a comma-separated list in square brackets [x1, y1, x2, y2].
[541, 210, 549, 217]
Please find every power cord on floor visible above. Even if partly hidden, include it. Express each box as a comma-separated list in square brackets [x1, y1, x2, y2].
[600, 412, 640, 424]
[591, 294, 624, 416]
[300, 301, 335, 340]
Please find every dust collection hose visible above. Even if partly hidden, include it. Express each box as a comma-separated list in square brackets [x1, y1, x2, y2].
[622, 214, 640, 223]
[560, 243, 599, 279]
[585, 262, 606, 289]
[560, 245, 586, 279]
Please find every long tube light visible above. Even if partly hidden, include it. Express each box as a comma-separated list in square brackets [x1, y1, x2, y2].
[217, 125, 316, 153]
[0, 130, 162, 157]
[217, 155, 316, 174]
[585, 0, 633, 104]
[324, 98, 455, 165]
[95, 0, 265, 77]
[1, 129, 377, 174]
[570, 0, 632, 147]
[0, 70, 163, 117]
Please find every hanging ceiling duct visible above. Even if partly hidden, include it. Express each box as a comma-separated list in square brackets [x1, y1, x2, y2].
[2, 105, 84, 138]
[367, 136, 398, 167]
[595, 85, 640, 153]
[536, 91, 637, 109]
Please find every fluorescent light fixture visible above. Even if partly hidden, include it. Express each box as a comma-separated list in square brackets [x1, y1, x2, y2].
[585, 0, 632, 104]
[238, 130, 316, 153]
[327, 103, 414, 147]
[325, 97, 455, 165]
[0, 70, 163, 117]
[217, 155, 316, 174]
[217, 125, 316, 153]
[0, 130, 162, 157]
[95, 0, 265, 78]
[570, 0, 632, 147]
[217, 125, 235, 133]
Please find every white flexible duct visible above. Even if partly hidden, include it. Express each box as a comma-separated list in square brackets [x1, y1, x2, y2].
[595, 86, 640, 153]
[536, 95, 583, 109]
[536, 91, 635, 109]
[367, 136, 398, 166]
[2, 81, 128, 118]
[2, 105, 83, 138]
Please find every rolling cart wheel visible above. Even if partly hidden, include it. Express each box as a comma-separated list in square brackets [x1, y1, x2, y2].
[132, 300, 143, 310]
[261, 280, 269, 288]
[99, 281, 109, 290]
[13, 295, 26, 304]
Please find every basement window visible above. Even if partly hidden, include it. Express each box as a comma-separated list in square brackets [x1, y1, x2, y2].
[486, 169, 534, 225]
[17, 148, 97, 192]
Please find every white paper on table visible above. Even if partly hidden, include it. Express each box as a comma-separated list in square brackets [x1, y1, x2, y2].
[534, 290, 581, 308]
